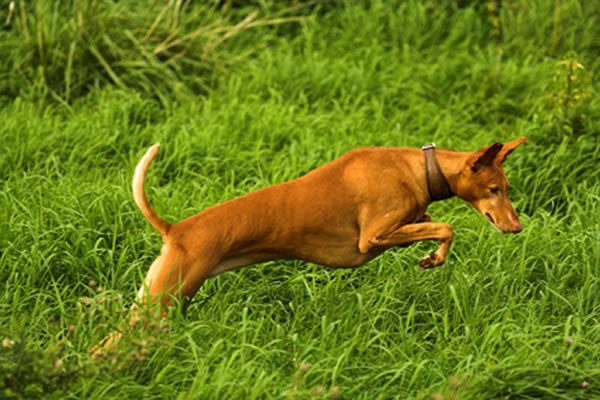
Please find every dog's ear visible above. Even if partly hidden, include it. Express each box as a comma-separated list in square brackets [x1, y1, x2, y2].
[497, 137, 528, 164]
[467, 142, 503, 172]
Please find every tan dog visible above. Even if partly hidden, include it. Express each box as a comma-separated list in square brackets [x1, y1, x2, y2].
[92, 138, 527, 354]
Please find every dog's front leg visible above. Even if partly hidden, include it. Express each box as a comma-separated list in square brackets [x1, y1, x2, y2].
[367, 222, 453, 268]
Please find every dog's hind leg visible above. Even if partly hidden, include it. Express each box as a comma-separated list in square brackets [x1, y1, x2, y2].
[91, 241, 219, 356]
[132, 241, 220, 321]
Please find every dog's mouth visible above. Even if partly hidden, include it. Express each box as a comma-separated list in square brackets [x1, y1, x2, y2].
[484, 212, 495, 225]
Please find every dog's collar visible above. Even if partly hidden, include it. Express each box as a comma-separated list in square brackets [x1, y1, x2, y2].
[421, 143, 453, 201]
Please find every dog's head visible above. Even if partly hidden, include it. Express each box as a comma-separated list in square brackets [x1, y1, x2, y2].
[453, 137, 528, 233]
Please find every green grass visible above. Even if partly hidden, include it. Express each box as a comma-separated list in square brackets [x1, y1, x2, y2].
[1, 0, 599, 398]
[0, 0, 306, 104]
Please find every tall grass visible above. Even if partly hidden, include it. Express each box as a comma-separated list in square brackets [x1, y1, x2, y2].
[1, 0, 599, 399]
[0, 0, 305, 104]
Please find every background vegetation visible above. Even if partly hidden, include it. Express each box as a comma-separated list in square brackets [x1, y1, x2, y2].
[1, 0, 599, 398]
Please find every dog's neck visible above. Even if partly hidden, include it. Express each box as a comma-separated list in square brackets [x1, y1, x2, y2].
[426, 149, 469, 200]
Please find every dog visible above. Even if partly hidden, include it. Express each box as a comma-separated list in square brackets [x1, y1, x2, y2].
[91, 137, 527, 355]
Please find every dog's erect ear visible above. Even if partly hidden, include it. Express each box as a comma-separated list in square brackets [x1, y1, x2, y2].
[497, 137, 528, 164]
[468, 142, 503, 172]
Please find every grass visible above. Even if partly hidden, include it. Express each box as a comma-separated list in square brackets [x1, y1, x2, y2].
[1, 0, 599, 398]
[0, 0, 305, 104]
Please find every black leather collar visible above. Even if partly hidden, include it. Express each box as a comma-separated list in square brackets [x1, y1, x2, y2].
[422, 143, 453, 201]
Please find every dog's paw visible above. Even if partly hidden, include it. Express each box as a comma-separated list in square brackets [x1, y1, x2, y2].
[368, 237, 381, 246]
[90, 331, 123, 358]
[419, 252, 444, 269]
[359, 237, 379, 254]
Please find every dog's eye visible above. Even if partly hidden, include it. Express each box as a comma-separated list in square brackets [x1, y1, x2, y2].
[489, 187, 500, 195]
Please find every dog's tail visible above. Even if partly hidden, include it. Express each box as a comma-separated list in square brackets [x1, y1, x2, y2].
[132, 144, 170, 237]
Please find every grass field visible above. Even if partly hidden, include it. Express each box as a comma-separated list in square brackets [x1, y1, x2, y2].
[1, 1, 599, 399]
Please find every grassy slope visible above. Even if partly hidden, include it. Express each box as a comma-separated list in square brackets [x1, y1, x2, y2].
[1, 1, 599, 399]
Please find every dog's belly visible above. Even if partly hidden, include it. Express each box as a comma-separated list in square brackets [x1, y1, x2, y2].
[285, 238, 381, 268]
[208, 255, 270, 277]
[208, 239, 381, 277]
[300, 251, 381, 269]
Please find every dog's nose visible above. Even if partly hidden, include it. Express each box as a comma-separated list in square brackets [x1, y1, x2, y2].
[511, 221, 522, 233]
